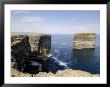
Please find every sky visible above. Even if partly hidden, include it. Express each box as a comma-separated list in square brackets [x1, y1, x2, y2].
[11, 10, 100, 34]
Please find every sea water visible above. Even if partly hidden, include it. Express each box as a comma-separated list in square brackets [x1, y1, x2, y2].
[48, 34, 100, 74]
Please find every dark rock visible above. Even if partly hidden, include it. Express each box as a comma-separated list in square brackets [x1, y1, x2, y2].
[11, 36, 31, 71]
[42, 59, 50, 72]
[11, 34, 51, 73]
[38, 35, 51, 58]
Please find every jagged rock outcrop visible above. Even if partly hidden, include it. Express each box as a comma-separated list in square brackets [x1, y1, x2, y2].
[11, 36, 31, 71]
[38, 35, 51, 59]
[73, 33, 96, 49]
[11, 34, 51, 72]
[11, 35, 25, 46]
[29, 36, 40, 52]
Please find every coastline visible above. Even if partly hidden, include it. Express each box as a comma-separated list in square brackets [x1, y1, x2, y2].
[11, 68, 99, 77]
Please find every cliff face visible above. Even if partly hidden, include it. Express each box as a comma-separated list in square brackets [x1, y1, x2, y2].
[11, 35, 25, 46]
[11, 35, 51, 58]
[73, 33, 96, 49]
[38, 35, 51, 58]
[29, 36, 40, 52]
[11, 34, 51, 72]
[11, 36, 31, 71]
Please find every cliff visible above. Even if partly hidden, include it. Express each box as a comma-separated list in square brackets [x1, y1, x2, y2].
[38, 35, 51, 59]
[11, 34, 51, 72]
[11, 36, 31, 71]
[29, 36, 40, 52]
[73, 33, 96, 49]
[11, 34, 51, 58]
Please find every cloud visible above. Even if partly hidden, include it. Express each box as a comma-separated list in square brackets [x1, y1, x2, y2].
[12, 11, 31, 14]
[13, 16, 48, 28]
[21, 16, 46, 23]
[64, 18, 78, 22]
[11, 22, 100, 34]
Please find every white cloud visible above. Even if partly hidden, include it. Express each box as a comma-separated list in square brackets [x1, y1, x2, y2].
[12, 11, 31, 14]
[11, 15, 99, 34]
[11, 23, 99, 34]
[21, 16, 46, 23]
[31, 23, 42, 27]
[12, 16, 47, 29]
[64, 18, 78, 22]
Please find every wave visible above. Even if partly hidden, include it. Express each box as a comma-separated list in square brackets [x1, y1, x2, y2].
[53, 49, 59, 53]
[51, 55, 68, 68]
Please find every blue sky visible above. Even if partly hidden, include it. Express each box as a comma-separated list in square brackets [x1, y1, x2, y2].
[11, 10, 100, 34]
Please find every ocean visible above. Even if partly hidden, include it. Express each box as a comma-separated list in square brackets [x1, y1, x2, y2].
[48, 34, 100, 74]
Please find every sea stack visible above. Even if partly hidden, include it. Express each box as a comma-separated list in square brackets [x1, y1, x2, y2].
[73, 33, 96, 49]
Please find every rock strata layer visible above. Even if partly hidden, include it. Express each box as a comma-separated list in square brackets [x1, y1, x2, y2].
[73, 33, 96, 49]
